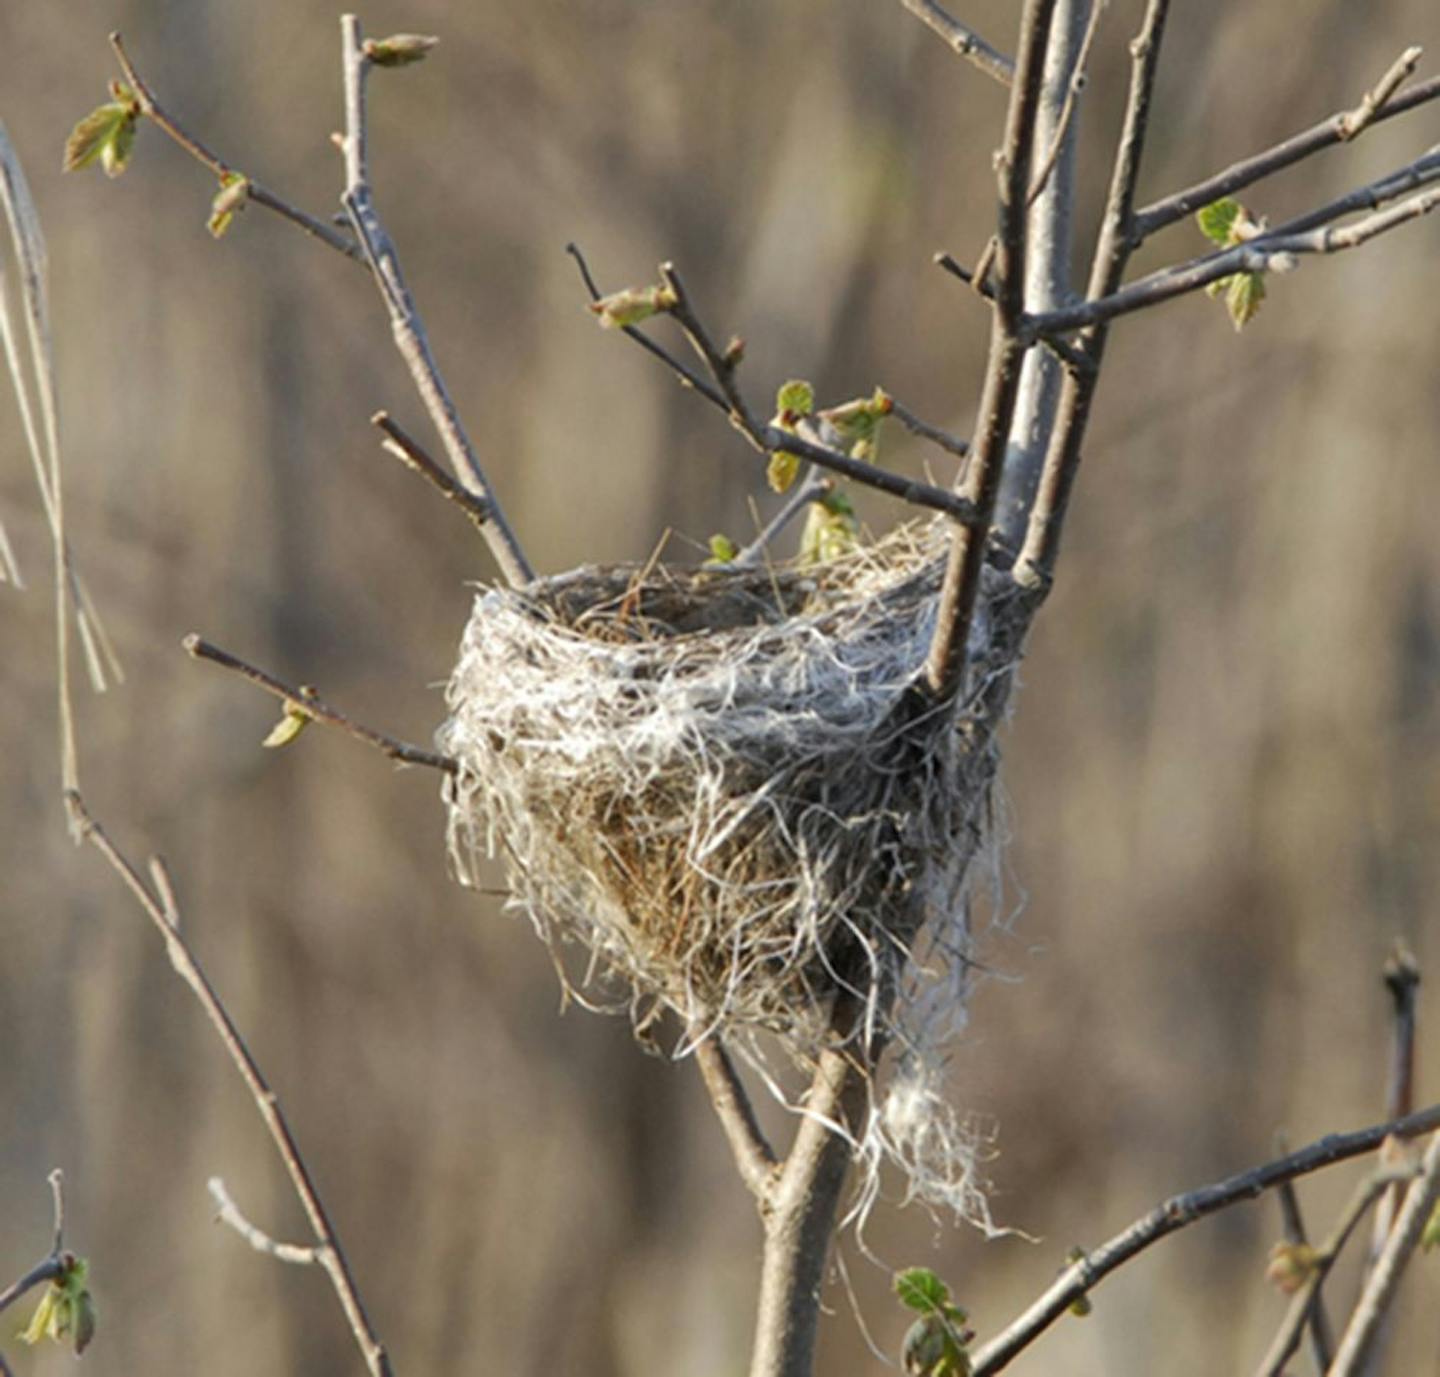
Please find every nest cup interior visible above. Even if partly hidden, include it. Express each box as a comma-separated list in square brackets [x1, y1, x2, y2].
[440, 523, 1009, 1054]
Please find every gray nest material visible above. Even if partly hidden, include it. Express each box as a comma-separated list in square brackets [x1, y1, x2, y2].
[440, 522, 1026, 1058]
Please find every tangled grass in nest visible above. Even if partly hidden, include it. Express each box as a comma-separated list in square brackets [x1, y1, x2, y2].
[440, 520, 1033, 1225]
[441, 522, 1028, 1058]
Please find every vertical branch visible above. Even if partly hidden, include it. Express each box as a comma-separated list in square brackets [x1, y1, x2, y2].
[338, 14, 533, 588]
[924, 0, 1059, 696]
[1013, 0, 1171, 588]
[994, 0, 1095, 553]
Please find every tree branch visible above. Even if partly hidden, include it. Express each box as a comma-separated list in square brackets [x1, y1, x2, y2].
[108, 33, 362, 261]
[1028, 152, 1440, 337]
[208, 1177, 325, 1267]
[337, 15, 533, 587]
[968, 1102, 1440, 1376]
[1327, 1131, 1440, 1377]
[0, 1173, 69, 1322]
[371, 410, 493, 536]
[898, 0, 1015, 87]
[1254, 1166, 1406, 1377]
[568, 243, 981, 524]
[1273, 1138, 1335, 1372]
[923, 0, 1058, 695]
[1133, 57, 1440, 241]
[182, 633, 458, 775]
[694, 1040, 780, 1206]
[63, 792, 394, 1377]
[735, 471, 833, 568]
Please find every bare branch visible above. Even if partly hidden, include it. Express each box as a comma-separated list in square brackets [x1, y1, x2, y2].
[923, 0, 1058, 696]
[888, 400, 970, 460]
[898, 0, 1015, 87]
[182, 633, 457, 774]
[969, 1101, 1440, 1376]
[1337, 44, 1425, 140]
[1026, 1, 1107, 208]
[338, 15, 532, 587]
[1028, 154, 1440, 337]
[1254, 1166, 1406, 1377]
[571, 245, 981, 524]
[694, 1040, 780, 1206]
[1327, 1131, 1440, 1377]
[735, 471, 833, 568]
[1010, 0, 1170, 589]
[108, 33, 362, 261]
[1133, 59, 1440, 241]
[371, 410, 492, 536]
[0, 1174, 70, 1323]
[1272, 1137, 1335, 1371]
[64, 792, 394, 1377]
[208, 1178, 325, 1267]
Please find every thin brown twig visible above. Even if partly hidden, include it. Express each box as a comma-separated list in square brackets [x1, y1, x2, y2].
[735, 471, 832, 567]
[1327, 1131, 1440, 1377]
[694, 1039, 780, 1206]
[182, 633, 457, 775]
[1273, 1135, 1336, 1371]
[570, 244, 980, 523]
[1027, 154, 1440, 337]
[898, 0, 1015, 87]
[888, 400, 970, 459]
[1337, 45, 1425, 140]
[338, 14, 533, 587]
[371, 410, 492, 535]
[0, 1173, 69, 1321]
[108, 32, 362, 261]
[1026, 0, 1107, 207]
[1132, 61, 1440, 241]
[922, 0, 1057, 696]
[968, 1101, 1440, 1376]
[63, 791, 394, 1377]
[1254, 1166, 1407, 1377]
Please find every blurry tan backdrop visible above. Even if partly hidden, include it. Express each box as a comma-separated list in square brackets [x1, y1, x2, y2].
[3, 2, 1439, 1373]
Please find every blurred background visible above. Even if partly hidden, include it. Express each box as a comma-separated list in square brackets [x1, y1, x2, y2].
[3, 1, 1438, 1373]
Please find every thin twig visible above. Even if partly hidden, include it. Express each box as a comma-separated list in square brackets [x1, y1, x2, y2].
[968, 1101, 1440, 1376]
[108, 33, 362, 261]
[933, 251, 995, 299]
[694, 1040, 780, 1207]
[183, 634, 457, 775]
[1028, 155, 1440, 337]
[1133, 60, 1440, 241]
[371, 410, 492, 535]
[1327, 1131, 1440, 1377]
[570, 244, 980, 523]
[1273, 1135, 1336, 1371]
[338, 14, 532, 587]
[209, 1178, 325, 1267]
[1253, 1167, 1407, 1377]
[1337, 45, 1425, 140]
[898, 0, 1015, 87]
[922, 0, 1057, 696]
[1026, 0, 1107, 207]
[0, 1173, 69, 1321]
[888, 400, 970, 459]
[734, 471, 832, 568]
[63, 791, 394, 1377]
[46, 1170, 65, 1257]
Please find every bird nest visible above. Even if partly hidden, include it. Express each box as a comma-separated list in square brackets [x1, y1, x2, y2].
[440, 522, 1028, 1067]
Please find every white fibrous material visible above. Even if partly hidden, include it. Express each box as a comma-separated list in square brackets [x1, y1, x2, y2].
[439, 521, 1028, 1219]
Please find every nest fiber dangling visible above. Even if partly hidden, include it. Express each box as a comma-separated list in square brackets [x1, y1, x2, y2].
[439, 522, 1021, 1058]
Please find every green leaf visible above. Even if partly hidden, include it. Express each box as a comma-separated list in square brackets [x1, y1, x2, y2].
[588, 284, 676, 330]
[895, 1267, 951, 1314]
[818, 386, 892, 463]
[63, 102, 133, 175]
[902, 1315, 972, 1377]
[1196, 197, 1242, 245]
[800, 491, 859, 565]
[262, 699, 313, 749]
[20, 1256, 94, 1356]
[1224, 270, 1265, 330]
[774, 379, 815, 418]
[207, 173, 251, 239]
[364, 34, 441, 67]
[706, 533, 738, 565]
[767, 449, 801, 494]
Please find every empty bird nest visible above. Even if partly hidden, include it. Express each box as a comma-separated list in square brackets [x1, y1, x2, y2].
[439, 520, 1029, 1064]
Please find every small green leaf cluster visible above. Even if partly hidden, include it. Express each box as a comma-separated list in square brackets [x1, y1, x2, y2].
[363, 33, 440, 67]
[1421, 1200, 1440, 1253]
[20, 1254, 96, 1357]
[62, 82, 141, 178]
[208, 171, 251, 240]
[895, 1267, 974, 1377]
[588, 284, 678, 330]
[261, 692, 317, 750]
[1196, 196, 1268, 331]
